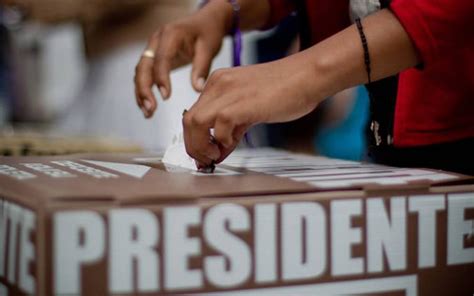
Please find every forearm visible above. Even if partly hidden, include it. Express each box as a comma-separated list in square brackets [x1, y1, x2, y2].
[198, 0, 271, 34]
[301, 9, 419, 103]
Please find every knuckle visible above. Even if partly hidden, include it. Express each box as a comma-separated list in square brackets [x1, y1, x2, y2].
[135, 63, 145, 74]
[151, 29, 161, 40]
[219, 72, 232, 84]
[156, 49, 173, 62]
[208, 69, 232, 88]
[182, 113, 193, 128]
[183, 112, 207, 129]
[217, 110, 233, 125]
[210, 69, 225, 81]
[161, 24, 175, 36]
[217, 69, 228, 78]
[138, 87, 148, 98]
[215, 133, 232, 148]
[191, 113, 207, 127]
[214, 129, 229, 143]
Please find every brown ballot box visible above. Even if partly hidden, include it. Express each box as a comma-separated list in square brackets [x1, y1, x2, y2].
[1, 149, 473, 295]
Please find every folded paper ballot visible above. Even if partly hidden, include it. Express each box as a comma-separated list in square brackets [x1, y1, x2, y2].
[162, 132, 196, 170]
[163, 132, 216, 173]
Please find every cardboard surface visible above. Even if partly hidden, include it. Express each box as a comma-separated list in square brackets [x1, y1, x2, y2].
[0, 152, 314, 207]
[0, 132, 143, 156]
[0, 148, 473, 295]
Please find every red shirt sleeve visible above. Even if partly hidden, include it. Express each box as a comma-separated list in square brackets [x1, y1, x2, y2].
[390, 0, 474, 68]
[262, 0, 295, 29]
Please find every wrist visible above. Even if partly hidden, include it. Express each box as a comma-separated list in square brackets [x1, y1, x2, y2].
[282, 52, 330, 109]
[198, 0, 234, 35]
[302, 46, 351, 106]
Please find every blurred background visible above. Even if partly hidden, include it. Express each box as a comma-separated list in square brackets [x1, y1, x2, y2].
[0, 0, 369, 160]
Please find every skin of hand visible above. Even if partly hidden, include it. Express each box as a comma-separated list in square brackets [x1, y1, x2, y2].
[134, 0, 271, 118]
[134, 2, 231, 118]
[183, 9, 420, 167]
[183, 56, 320, 166]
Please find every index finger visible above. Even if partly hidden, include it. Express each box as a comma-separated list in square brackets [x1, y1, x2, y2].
[182, 109, 221, 167]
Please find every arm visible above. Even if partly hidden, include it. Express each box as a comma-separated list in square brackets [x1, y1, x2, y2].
[307, 0, 474, 99]
[134, 0, 275, 118]
[303, 9, 419, 100]
[182, 9, 420, 166]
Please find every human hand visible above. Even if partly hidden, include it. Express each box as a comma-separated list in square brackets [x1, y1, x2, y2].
[182, 54, 322, 167]
[134, 4, 231, 118]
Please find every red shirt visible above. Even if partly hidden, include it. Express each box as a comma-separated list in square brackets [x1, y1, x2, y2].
[266, 0, 474, 147]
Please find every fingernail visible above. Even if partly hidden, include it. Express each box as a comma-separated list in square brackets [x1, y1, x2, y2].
[197, 77, 205, 90]
[143, 100, 152, 111]
[159, 87, 168, 99]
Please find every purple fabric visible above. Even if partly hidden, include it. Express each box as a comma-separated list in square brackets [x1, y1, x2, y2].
[227, 1, 251, 145]
[230, 0, 242, 67]
[233, 28, 242, 67]
[229, 2, 252, 146]
[201, 0, 242, 67]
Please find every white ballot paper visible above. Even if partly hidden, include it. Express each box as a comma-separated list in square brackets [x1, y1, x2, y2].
[162, 132, 196, 170]
[161, 132, 241, 176]
[222, 148, 460, 188]
[163, 138, 460, 184]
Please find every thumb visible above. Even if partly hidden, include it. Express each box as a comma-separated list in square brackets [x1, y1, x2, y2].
[191, 39, 213, 92]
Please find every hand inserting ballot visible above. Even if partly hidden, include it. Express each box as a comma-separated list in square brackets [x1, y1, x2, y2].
[182, 56, 321, 169]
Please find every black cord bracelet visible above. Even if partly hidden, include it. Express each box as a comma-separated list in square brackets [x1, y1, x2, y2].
[355, 18, 372, 84]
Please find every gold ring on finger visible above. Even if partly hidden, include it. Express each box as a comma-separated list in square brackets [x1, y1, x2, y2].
[142, 49, 155, 59]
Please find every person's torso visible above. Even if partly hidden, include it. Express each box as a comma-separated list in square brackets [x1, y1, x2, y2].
[299, 0, 474, 148]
